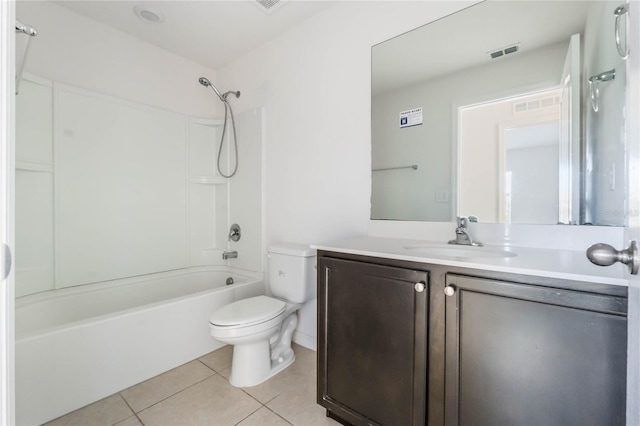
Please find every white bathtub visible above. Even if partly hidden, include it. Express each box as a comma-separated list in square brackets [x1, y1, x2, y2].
[15, 267, 264, 426]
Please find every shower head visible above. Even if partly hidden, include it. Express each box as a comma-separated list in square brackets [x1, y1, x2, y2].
[199, 76, 225, 102]
[199, 77, 240, 102]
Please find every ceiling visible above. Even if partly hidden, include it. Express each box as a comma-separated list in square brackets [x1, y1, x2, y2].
[55, 0, 338, 70]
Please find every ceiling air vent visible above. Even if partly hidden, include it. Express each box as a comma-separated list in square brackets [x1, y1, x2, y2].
[252, 0, 288, 14]
[488, 43, 520, 60]
[513, 96, 560, 114]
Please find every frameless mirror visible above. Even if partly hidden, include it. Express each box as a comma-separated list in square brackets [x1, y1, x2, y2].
[371, 1, 628, 226]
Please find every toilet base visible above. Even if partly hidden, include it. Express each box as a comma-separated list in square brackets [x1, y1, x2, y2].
[228, 312, 298, 388]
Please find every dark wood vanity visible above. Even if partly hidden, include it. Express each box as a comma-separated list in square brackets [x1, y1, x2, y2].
[316, 250, 628, 426]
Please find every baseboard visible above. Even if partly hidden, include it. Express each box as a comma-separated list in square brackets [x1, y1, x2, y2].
[293, 330, 316, 351]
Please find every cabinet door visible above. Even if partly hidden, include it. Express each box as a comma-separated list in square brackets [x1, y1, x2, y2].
[445, 274, 627, 426]
[318, 258, 428, 426]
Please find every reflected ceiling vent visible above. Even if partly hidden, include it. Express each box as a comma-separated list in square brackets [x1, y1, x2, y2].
[252, 0, 288, 14]
[488, 43, 520, 60]
[513, 95, 560, 114]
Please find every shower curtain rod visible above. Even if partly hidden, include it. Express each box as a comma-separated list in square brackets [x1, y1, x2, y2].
[16, 20, 37, 36]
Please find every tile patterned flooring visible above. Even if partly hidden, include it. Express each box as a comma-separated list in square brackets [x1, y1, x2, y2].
[44, 344, 340, 426]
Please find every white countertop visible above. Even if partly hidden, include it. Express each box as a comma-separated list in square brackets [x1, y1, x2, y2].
[312, 237, 629, 287]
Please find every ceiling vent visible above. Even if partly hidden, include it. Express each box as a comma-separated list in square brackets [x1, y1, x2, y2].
[488, 43, 520, 60]
[513, 95, 560, 114]
[252, 0, 288, 14]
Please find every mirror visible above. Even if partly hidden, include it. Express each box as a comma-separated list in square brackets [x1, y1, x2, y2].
[371, 1, 628, 226]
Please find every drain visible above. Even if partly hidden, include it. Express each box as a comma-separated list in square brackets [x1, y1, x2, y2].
[226, 277, 234, 286]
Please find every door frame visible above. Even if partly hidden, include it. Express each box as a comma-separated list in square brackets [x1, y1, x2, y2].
[0, 1, 16, 425]
[624, 0, 639, 423]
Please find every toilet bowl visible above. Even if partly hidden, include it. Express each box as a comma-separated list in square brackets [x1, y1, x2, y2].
[209, 243, 316, 388]
[209, 295, 299, 387]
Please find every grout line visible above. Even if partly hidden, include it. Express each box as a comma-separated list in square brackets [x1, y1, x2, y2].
[196, 357, 221, 373]
[239, 386, 269, 407]
[115, 394, 143, 426]
[132, 374, 219, 415]
[264, 406, 295, 426]
[261, 392, 282, 406]
[232, 405, 265, 426]
[134, 413, 145, 426]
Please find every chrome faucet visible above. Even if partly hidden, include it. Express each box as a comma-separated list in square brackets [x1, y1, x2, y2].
[222, 251, 238, 260]
[448, 216, 482, 246]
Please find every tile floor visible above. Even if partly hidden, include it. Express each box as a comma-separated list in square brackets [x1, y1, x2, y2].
[44, 344, 341, 426]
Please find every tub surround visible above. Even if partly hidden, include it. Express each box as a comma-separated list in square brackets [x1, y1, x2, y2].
[313, 235, 628, 287]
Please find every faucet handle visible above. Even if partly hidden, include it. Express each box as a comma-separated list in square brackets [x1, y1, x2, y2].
[456, 216, 469, 228]
[228, 223, 241, 242]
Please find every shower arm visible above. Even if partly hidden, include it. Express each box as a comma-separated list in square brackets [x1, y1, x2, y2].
[222, 90, 241, 100]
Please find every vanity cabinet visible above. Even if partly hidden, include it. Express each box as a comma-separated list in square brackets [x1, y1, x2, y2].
[317, 256, 429, 426]
[316, 249, 628, 426]
[444, 274, 627, 426]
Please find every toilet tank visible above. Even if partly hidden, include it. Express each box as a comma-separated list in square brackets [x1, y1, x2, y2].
[267, 243, 317, 304]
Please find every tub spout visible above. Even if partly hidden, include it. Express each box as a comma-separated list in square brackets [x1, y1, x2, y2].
[222, 251, 238, 260]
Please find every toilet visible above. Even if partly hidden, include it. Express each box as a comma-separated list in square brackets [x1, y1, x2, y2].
[209, 243, 316, 387]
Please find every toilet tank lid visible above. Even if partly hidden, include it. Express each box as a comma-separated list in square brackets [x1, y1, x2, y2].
[268, 243, 316, 257]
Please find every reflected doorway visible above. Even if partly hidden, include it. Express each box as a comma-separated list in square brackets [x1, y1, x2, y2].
[457, 88, 563, 224]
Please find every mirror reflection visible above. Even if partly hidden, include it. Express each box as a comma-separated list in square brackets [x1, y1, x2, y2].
[371, 1, 628, 226]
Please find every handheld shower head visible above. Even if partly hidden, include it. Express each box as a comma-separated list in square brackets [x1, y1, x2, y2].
[198, 76, 241, 179]
[198, 76, 225, 102]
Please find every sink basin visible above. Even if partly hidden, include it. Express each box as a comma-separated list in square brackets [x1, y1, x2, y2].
[403, 243, 517, 259]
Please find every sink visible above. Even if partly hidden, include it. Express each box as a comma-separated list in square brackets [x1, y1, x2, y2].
[403, 243, 517, 259]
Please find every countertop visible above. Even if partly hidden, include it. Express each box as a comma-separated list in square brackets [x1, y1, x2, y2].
[312, 236, 629, 287]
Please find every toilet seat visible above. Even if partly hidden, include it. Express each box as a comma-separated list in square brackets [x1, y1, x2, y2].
[210, 296, 286, 328]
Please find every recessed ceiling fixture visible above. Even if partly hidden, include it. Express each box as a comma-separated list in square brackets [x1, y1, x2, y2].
[251, 0, 289, 15]
[133, 5, 164, 24]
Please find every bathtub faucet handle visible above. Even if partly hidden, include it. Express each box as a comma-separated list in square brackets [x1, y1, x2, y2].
[228, 224, 241, 242]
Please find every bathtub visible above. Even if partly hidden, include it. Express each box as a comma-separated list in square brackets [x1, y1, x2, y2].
[15, 266, 264, 426]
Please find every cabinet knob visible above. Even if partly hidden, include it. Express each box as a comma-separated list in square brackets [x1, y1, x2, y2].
[444, 285, 456, 297]
[414, 282, 425, 293]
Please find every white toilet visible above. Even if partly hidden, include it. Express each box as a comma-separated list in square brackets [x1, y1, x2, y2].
[209, 243, 316, 387]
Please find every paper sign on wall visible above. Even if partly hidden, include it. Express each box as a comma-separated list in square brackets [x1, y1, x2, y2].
[399, 107, 423, 128]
